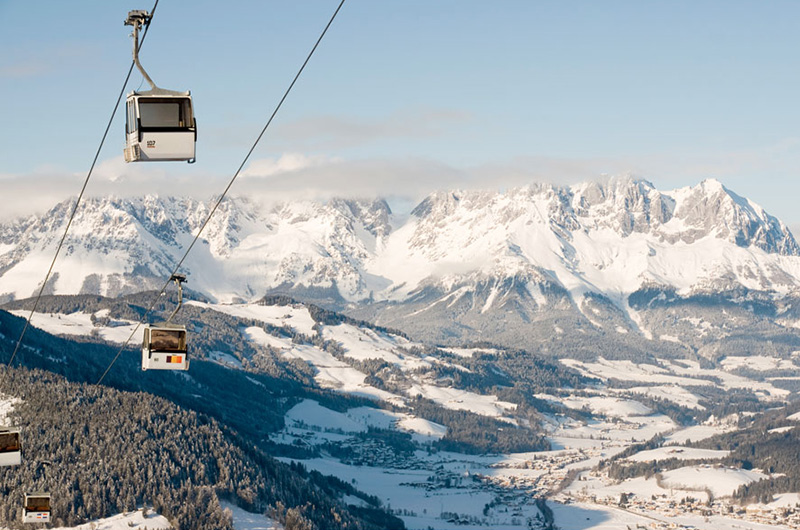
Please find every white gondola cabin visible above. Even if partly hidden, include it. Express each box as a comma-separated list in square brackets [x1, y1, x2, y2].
[142, 273, 190, 371]
[142, 325, 189, 371]
[22, 493, 50, 524]
[0, 427, 21, 467]
[123, 10, 196, 163]
[125, 91, 196, 163]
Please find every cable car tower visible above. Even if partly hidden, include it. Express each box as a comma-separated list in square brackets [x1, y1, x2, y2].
[123, 10, 196, 163]
[142, 274, 190, 371]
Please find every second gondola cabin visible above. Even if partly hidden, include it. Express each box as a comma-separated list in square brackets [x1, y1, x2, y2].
[0, 427, 20, 467]
[124, 90, 196, 163]
[22, 493, 50, 524]
[142, 325, 189, 371]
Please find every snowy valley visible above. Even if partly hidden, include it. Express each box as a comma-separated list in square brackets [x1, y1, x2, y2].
[3, 291, 800, 530]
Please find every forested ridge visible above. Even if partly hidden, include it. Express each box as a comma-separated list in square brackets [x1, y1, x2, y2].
[3, 294, 585, 456]
[697, 411, 800, 504]
[0, 309, 404, 529]
[0, 292, 592, 528]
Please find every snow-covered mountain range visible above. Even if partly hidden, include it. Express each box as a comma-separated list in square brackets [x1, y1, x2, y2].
[2, 177, 799, 351]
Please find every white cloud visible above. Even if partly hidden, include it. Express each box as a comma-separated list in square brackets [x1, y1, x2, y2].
[241, 153, 340, 178]
[0, 157, 225, 220]
[232, 156, 467, 207]
[4, 140, 800, 226]
[89, 156, 165, 183]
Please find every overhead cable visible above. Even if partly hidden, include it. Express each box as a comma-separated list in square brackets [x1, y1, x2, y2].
[96, 0, 347, 384]
[4, 0, 160, 379]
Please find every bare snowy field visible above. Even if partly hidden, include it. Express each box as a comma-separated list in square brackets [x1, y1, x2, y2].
[49, 510, 171, 529]
[625, 446, 729, 462]
[41, 504, 282, 530]
[223, 503, 282, 530]
[9, 310, 142, 344]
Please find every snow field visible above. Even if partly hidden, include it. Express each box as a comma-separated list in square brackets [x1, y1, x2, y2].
[721, 355, 797, 372]
[764, 492, 800, 508]
[549, 414, 677, 444]
[561, 357, 713, 386]
[285, 399, 368, 433]
[440, 347, 501, 358]
[223, 502, 283, 530]
[665, 359, 790, 398]
[617, 384, 704, 410]
[557, 395, 652, 418]
[243, 327, 291, 351]
[233, 303, 518, 421]
[663, 424, 730, 445]
[9, 310, 142, 344]
[566, 465, 766, 504]
[281, 399, 447, 441]
[51, 510, 171, 530]
[407, 383, 517, 419]
[561, 357, 790, 400]
[187, 301, 317, 336]
[537, 392, 678, 443]
[768, 425, 794, 434]
[397, 416, 448, 440]
[321, 323, 433, 371]
[282, 344, 402, 402]
[549, 501, 654, 530]
[660, 466, 768, 498]
[625, 446, 729, 462]
[209, 350, 243, 368]
[1, 249, 130, 301]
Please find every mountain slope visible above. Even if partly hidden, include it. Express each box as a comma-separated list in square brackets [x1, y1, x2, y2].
[2, 177, 800, 352]
[2, 178, 797, 304]
[0, 308, 406, 530]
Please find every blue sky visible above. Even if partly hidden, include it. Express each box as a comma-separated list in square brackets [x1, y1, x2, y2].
[2, 1, 800, 227]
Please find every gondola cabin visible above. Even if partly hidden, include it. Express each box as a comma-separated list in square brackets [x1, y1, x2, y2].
[22, 493, 50, 523]
[142, 325, 189, 371]
[0, 427, 21, 467]
[124, 90, 196, 163]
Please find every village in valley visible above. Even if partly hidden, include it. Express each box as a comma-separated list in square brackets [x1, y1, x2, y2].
[272, 392, 800, 530]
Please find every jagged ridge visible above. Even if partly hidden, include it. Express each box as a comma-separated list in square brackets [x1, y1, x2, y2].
[0, 178, 797, 310]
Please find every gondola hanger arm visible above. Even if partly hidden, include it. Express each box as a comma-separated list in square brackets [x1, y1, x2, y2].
[125, 10, 158, 91]
[165, 273, 187, 325]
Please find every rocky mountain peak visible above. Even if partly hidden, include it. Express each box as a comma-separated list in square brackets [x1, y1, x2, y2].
[0, 179, 797, 307]
[672, 179, 799, 255]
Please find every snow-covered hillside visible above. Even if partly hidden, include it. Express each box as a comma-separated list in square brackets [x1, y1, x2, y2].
[51, 510, 171, 530]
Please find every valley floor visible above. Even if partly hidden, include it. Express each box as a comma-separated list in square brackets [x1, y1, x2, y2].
[277, 397, 800, 530]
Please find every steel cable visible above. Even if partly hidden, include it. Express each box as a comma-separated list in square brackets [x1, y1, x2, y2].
[96, 0, 347, 384]
[3, 0, 160, 381]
